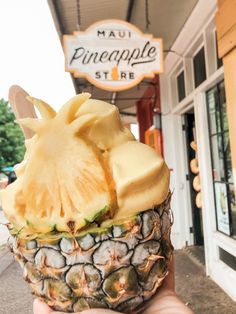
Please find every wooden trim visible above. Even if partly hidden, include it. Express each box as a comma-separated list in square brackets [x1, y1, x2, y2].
[217, 0, 227, 8]
[218, 23, 236, 58]
[216, 0, 236, 40]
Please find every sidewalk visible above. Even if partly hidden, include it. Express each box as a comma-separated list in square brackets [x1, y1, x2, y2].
[0, 248, 33, 314]
[175, 250, 236, 314]
[0, 247, 235, 314]
[0, 210, 9, 246]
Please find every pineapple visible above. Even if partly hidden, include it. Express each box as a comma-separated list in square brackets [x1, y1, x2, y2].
[1, 93, 173, 313]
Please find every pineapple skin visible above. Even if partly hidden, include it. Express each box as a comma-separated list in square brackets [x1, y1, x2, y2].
[8, 193, 173, 313]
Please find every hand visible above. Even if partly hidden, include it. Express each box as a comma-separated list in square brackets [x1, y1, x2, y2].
[33, 258, 194, 314]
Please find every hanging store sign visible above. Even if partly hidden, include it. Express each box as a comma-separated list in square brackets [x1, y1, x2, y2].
[63, 20, 163, 91]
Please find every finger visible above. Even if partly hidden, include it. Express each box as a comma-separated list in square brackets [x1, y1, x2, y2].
[33, 299, 120, 314]
[80, 309, 122, 314]
[144, 293, 194, 314]
[33, 299, 53, 314]
[161, 255, 175, 291]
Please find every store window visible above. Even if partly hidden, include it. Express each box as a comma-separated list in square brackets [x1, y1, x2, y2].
[177, 70, 186, 102]
[206, 81, 236, 238]
[219, 247, 236, 271]
[193, 47, 207, 88]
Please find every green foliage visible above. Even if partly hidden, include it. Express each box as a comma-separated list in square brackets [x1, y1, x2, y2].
[0, 98, 25, 170]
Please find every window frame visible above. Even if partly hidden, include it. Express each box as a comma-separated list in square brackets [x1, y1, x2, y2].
[193, 45, 207, 88]
[176, 69, 186, 102]
[213, 29, 223, 70]
[206, 81, 235, 238]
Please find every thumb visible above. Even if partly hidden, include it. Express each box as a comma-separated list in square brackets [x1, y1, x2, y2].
[33, 299, 122, 314]
[81, 309, 122, 314]
[33, 299, 53, 314]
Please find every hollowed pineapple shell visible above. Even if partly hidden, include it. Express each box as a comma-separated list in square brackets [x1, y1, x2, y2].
[8, 194, 173, 313]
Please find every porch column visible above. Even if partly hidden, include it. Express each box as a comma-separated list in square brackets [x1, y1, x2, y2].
[216, 0, 236, 194]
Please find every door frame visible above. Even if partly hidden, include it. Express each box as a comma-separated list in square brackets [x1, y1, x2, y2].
[181, 103, 195, 247]
[183, 111, 204, 245]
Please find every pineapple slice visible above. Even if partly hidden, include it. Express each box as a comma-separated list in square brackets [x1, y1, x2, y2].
[109, 141, 170, 220]
[1, 93, 114, 233]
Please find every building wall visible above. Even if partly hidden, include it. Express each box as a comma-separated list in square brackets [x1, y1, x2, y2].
[160, 0, 236, 301]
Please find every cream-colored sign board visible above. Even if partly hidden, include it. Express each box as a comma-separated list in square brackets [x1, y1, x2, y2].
[63, 20, 163, 91]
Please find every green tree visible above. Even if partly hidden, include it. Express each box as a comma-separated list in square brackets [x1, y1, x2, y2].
[0, 98, 25, 171]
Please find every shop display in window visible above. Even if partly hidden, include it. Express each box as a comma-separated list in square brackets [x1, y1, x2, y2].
[215, 182, 230, 235]
[206, 81, 236, 238]
[190, 138, 202, 209]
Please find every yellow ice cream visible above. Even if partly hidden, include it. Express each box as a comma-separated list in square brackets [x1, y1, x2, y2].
[1, 93, 170, 234]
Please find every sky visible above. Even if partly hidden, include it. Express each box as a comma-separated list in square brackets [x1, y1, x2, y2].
[0, 0, 75, 111]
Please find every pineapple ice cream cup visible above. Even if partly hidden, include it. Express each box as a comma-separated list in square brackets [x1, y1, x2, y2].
[1, 93, 173, 313]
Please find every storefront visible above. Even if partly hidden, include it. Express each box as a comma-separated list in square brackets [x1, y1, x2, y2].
[160, 0, 236, 301]
[47, 0, 236, 302]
